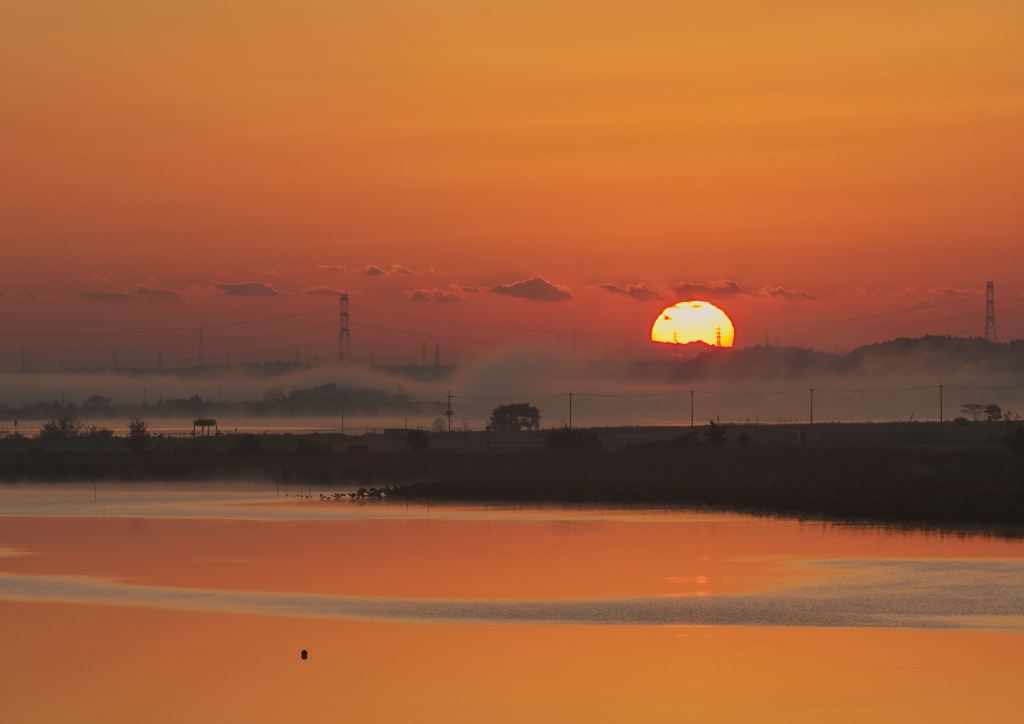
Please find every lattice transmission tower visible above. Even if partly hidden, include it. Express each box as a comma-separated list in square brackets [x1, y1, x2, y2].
[338, 293, 352, 363]
[985, 281, 996, 342]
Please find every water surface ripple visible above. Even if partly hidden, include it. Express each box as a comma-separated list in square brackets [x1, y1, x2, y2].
[1, 559, 1021, 631]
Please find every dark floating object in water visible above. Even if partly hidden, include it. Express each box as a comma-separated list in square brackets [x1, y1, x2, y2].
[300, 649, 308, 660]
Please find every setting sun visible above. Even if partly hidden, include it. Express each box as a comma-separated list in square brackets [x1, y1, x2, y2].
[651, 301, 735, 347]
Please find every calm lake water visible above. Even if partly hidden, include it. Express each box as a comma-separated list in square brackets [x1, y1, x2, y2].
[0, 485, 1021, 722]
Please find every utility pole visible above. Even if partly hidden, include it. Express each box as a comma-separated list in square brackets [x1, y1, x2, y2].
[445, 390, 454, 432]
[985, 281, 996, 342]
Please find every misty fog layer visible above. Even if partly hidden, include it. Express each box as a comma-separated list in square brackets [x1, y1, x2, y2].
[1, 337, 1022, 431]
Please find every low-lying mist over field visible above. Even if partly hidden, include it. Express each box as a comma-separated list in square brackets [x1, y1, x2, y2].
[1, 336, 1022, 432]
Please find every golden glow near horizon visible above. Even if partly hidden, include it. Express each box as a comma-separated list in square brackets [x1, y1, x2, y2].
[651, 301, 735, 347]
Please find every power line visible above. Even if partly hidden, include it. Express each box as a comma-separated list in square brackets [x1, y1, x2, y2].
[352, 305, 564, 335]
[0, 306, 336, 338]
[350, 321, 497, 347]
[744, 294, 984, 334]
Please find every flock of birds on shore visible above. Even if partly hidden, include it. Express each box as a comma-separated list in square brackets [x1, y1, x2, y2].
[284, 487, 389, 501]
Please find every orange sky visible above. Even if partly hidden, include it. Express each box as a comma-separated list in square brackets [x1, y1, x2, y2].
[2, 1, 1023, 359]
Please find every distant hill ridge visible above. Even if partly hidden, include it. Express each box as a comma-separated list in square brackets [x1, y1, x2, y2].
[632, 336, 1024, 381]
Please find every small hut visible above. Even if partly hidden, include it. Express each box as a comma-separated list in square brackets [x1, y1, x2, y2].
[192, 418, 218, 437]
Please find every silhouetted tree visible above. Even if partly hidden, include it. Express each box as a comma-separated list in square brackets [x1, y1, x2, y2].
[126, 417, 150, 451]
[961, 402, 1003, 422]
[489, 403, 541, 432]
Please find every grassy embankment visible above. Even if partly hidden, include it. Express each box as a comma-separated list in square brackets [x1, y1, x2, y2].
[1, 424, 1022, 531]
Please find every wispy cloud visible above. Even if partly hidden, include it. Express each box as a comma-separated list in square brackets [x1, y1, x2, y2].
[215, 281, 283, 297]
[79, 291, 133, 302]
[926, 286, 977, 298]
[406, 289, 461, 303]
[491, 277, 573, 303]
[303, 286, 344, 297]
[597, 282, 662, 302]
[132, 285, 186, 303]
[895, 286, 978, 308]
[672, 280, 748, 297]
[80, 285, 186, 303]
[404, 284, 479, 303]
[318, 262, 423, 278]
[760, 286, 818, 302]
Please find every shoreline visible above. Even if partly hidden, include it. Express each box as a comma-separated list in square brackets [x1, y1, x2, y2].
[1, 423, 1022, 534]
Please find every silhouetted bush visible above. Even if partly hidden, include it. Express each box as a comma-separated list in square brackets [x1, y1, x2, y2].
[39, 417, 82, 439]
[80, 425, 114, 439]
